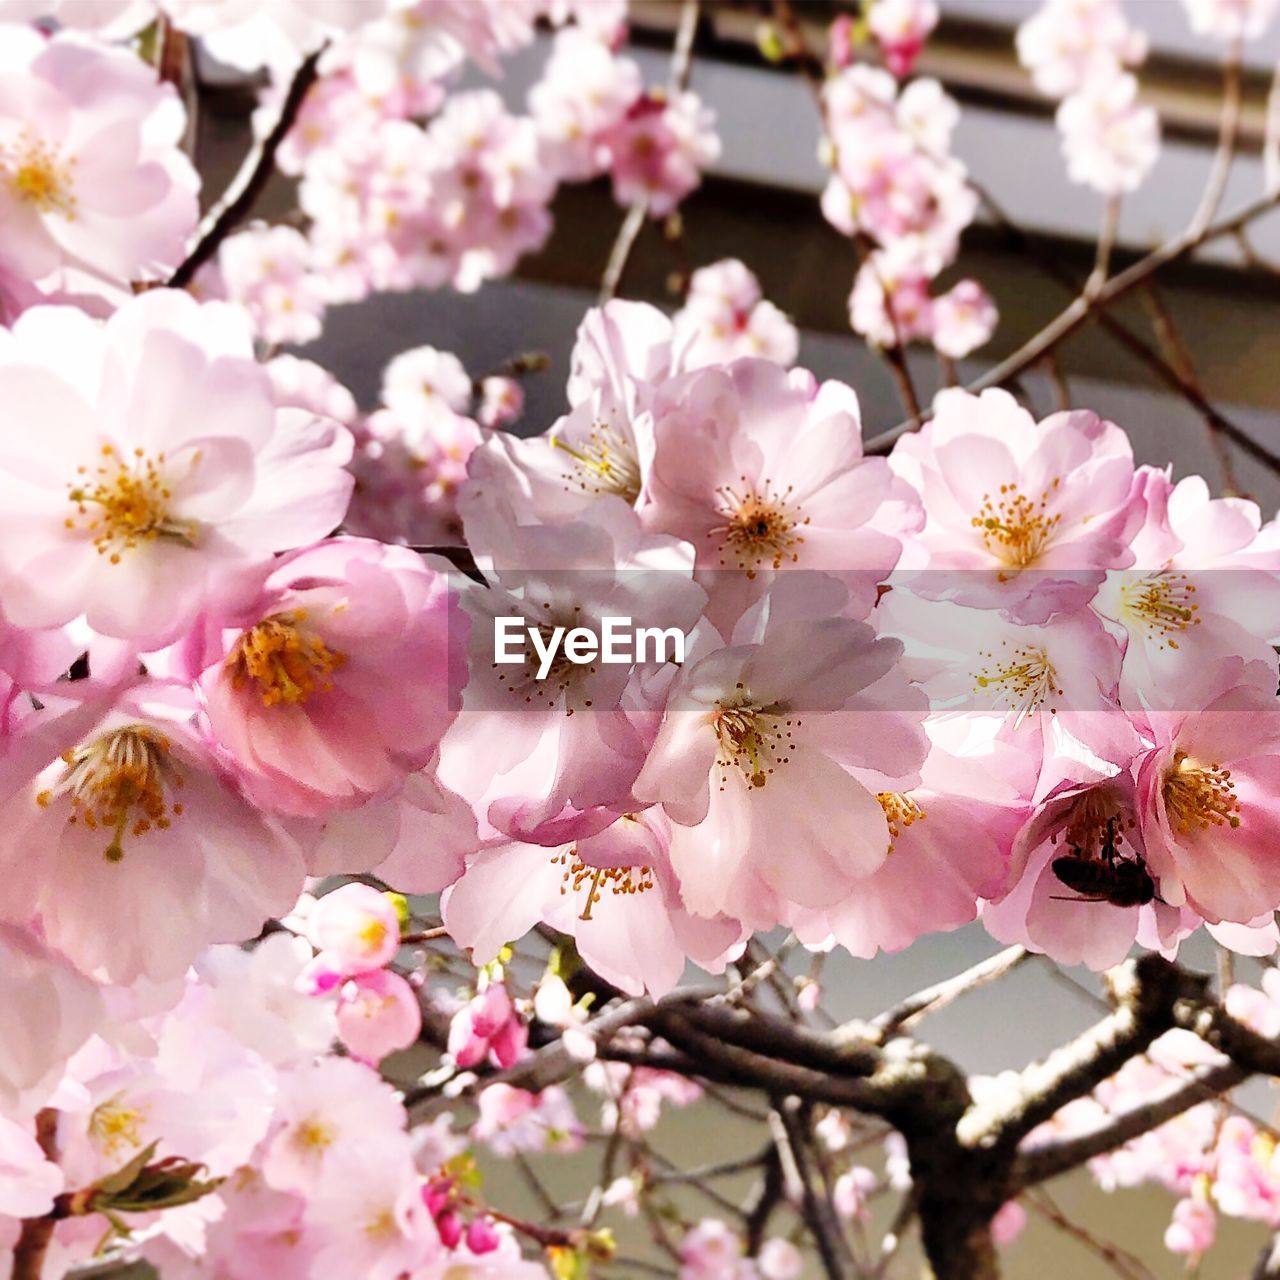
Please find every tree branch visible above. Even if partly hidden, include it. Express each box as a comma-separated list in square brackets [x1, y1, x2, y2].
[168, 46, 325, 289]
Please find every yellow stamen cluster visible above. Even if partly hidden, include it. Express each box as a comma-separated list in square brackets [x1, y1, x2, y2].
[292, 1116, 336, 1154]
[1121, 572, 1200, 649]
[1163, 750, 1241, 835]
[38, 725, 184, 864]
[877, 792, 926, 852]
[1056, 792, 1134, 857]
[227, 613, 346, 708]
[972, 480, 1063, 578]
[551, 850, 654, 921]
[552, 422, 643, 505]
[1, 130, 77, 216]
[89, 1095, 146, 1158]
[712, 685, 797, 790]
[66, 445, 198, 563]
[710, 478, 810, 578]
[972, 643, 1062, 725]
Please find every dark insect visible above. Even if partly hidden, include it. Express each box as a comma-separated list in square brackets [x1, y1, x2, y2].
[1050, 816, 1157, 908]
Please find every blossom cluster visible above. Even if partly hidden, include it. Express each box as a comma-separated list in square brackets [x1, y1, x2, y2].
[820, 53, 997, 359]
[1017, 0, 1160, 197]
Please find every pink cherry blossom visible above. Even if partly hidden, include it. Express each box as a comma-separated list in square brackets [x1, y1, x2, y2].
[644, 358, 919, 629]
[217, 225, 328, 347]
[447, 984, 527, 1070]
[674, 259, 799, 369]
[164, 0, 392, 74]
[310, 883, 401, 974]
[0, 925, 103, 1113]
[471, 1084, 583, 1156]
[867, 0, 939, 79]
[1017, 0, 1148, 98]
[0, 27, 198, 291]
[461, 300, 678, 527]
[932, 279, 998, 358]
[1183, 0, 1279, 39]
[0, 681, 307, 983]
[198, 538, 464, 817]
[0, 291, 353, 644]
[890, 387, 1139, 623]
[439, 497, 706, 845]
[1135, 676, 1280, 925]
[678, 1218, 752, 1280]
[1165, 1195, 1217, 1256]
[442, 811, 745, 998]
[634, 576, 929, 928]
[262, 1055, 407, 1194]
[606, 90, 720, 218]
[1057, 72, 1160, 196]
[336, 968, 422, 1065]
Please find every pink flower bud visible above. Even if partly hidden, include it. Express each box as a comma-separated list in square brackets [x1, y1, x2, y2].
[466, 1215, 501, 1255]
[335, 969, 421, 1064]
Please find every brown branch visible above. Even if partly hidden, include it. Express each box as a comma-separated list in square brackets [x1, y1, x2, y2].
[1254, 1233, 1280, 1279]
[168, 46, 325, 289]
[961, 955, 1208, 1151]
[13, 1111, 59, 1280]
[1014, 1060, 1246, 1188]
[773, 1100, 857, 1280]
[871, 946, 1029, 1041]
[864, 186, 1280, 455]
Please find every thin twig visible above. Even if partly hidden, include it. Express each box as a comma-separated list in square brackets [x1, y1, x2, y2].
[169, 46, 325, 288]
[1025, 1188, 1158, 1280]
[871, 946, 1030, 1040]
[1189, 39, 1244, 238]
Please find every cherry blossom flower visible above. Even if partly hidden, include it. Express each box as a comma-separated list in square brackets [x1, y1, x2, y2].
[679, 1218, 754, 1280]
[644, 358, 919, 629]
[309, 883, 401, 975]
[439, 497, 706, 845]
[868, 0, 940, 79]
[634, 575, 928, 928]
[447, 983, 527, 1070]
[673, 259, 799, 369]
[217, 225, 328, 348]
[0, 291, 353, 645]
[471, 1084, 583, 1157]
[335, 969, 422, 1065]
[531, 28, 644, 182]
[462, 300, 679, 527]
[1017, 0, 1148, 98]
[932, 279, 998, 358]
[890, 388, 1139, 624]
[442, 811, 745, 997]
[198, 538, 465, 818]
[1135, 675, 1280, 925]
[792, 730, 1024, 957]
[0, 925, 103, 1113]
[164, 0, 392, 74]
[0, 681, 307, 983]
[262, 1055, 406, 1194]
[1057, 72, 1161, 196]
[1182, 0, 1280, 40]
[606, 89, 720, 218]
[0, 27, 198, 292]
[0, 0, 155, 34]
